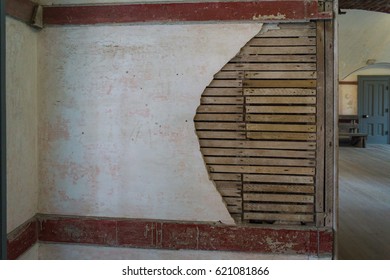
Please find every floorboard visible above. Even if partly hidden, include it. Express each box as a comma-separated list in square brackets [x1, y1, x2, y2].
[338, 144, 390, 259]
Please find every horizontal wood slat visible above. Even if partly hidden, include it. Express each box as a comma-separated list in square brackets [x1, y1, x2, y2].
[243, 213, 314, 222]
[244, 71, 316, 80]
[244, 203, 314, 213]
[196, 131, 246, 139]
[232, 55, 316, 63]
[246, 124, 316, 132]
[243, 184, 315, 194]
[222, 63, 316, 71]
[245, 96, 316, 104]
[201, 148, 316, 158]
[201, 97, 244, 104]
[248, 37, 316, 46]
[243, 193, 314, 203]
[199, 140, 316, 150]
[247, 131, 316, 141]
[246, 114, 315, 123]
[255, 28, 316, 38]
[208, 165, 315, 175]
[243, 174, 314, 184]
[246, 106, 316, 114]
[243, 80, 316, 88]
[195, 122, 245, 130]
[197, 105, 243, 113]
[244, 88, 316, 96]
[204, 157, 315, 167]
[194, 114, 244, 121]
[202, 88, 242, 96]
[241, 46, 316, 55]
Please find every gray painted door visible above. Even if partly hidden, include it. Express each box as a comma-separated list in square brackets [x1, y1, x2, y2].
[358, 76, 390, 144]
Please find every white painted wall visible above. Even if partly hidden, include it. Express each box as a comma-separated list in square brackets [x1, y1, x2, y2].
[339, 10, 390, 79]
[38, 23, 261, 223]
[6, 17, 39, 233]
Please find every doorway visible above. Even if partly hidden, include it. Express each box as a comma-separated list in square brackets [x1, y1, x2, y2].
[358, 76, 390, 144]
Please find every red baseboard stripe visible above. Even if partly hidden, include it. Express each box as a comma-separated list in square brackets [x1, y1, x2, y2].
[7, 214, 333, 258]
[38, 215, 333, 257]
[5, 0, 36, 24]
[7, 217, 38, 260]
[43, 1, 332, 26]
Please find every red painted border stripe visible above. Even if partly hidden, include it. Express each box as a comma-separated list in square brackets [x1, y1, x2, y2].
[43, 1, 332, 25]
[38, 215, 333, 257]
[5, 0, 36, 24]
[7, 217, 38, 260]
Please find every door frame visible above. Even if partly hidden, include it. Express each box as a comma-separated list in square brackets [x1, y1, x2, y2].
[358, 75, 390, 144]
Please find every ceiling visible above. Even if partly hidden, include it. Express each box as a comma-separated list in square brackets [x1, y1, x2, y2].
[339, 0, 390, 14]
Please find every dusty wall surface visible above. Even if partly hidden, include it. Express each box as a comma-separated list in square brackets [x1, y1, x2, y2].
[38, 23, 262, 223]
[339, 10, 390, 79]
[339, 66, 390, 115]
[6, 17, 39, 233]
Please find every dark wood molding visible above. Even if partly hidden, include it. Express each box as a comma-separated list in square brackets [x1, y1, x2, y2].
[339, 81, 358, 85]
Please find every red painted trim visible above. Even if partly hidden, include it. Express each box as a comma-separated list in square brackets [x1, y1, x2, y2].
[43, 1, 332, 26]
[5, 0, 36, 24]
[38, 215, 333, 257]
[7, 217, 38, 260]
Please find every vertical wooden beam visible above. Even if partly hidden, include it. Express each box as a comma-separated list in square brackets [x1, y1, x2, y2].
[0, 0, 7, 260]
[324, 1, 336, 229]
[315, 21, 325, 227]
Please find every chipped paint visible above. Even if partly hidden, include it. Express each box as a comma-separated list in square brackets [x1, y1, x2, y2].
[252, 12, 286, 21]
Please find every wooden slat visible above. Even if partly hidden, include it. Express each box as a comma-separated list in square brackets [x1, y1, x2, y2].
[224, 197, 242, 207]
[241, 46, 316, 55]
[195, 122, 245, 130]
[244, 203, 314, 213]
[199, 140, 316, 150]
[248, 37, 316, 46]
[246, 106, 316, 114]
[256, 28, 316, 38]
[243, 213, 314, 222]
[246, 114, 315, 123]
[204, 157, 315, 167]
[243, 80, 316, 88]
[244, 88, 316, 96]
[218, 188, 241, 198]
[245, 71, 316, 80]
[243, 193, 314, 203]
[201, 97, 243, 104]
[196, 131, 246, 139]
[243, 184, 314, 194]
[232, 55, 316, 63]
[214, 71, 244, 79]
[243, 174, 314, 184]
[247, 132, 316, 141]
[194, 114, 243, 121]
[209, 173, 241, 181]
[278, 22, 316, 29]
[246, 96, 316, 104]
[202, 88, 242, 96]
[208, 165, 315, 175]
[201, 148, 316, 158]
[209, 80, 242, 87]
[222, 63, 316, 71]
[247, 124, 316, 132]
[197, 105, 243, 113]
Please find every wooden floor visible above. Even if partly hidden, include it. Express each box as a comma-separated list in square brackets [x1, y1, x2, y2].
[338, 144, 390, 259]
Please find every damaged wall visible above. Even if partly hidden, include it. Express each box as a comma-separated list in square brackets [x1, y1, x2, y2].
[6, 17, 39, 233]
[38, 23, 262, 223]
[339, 10, 390, 115]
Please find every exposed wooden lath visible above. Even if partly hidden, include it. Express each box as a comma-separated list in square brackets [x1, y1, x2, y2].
[195, 22, 324, 226]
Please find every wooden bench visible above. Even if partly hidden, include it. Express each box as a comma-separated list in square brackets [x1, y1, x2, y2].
[339, 115, 367, 148]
